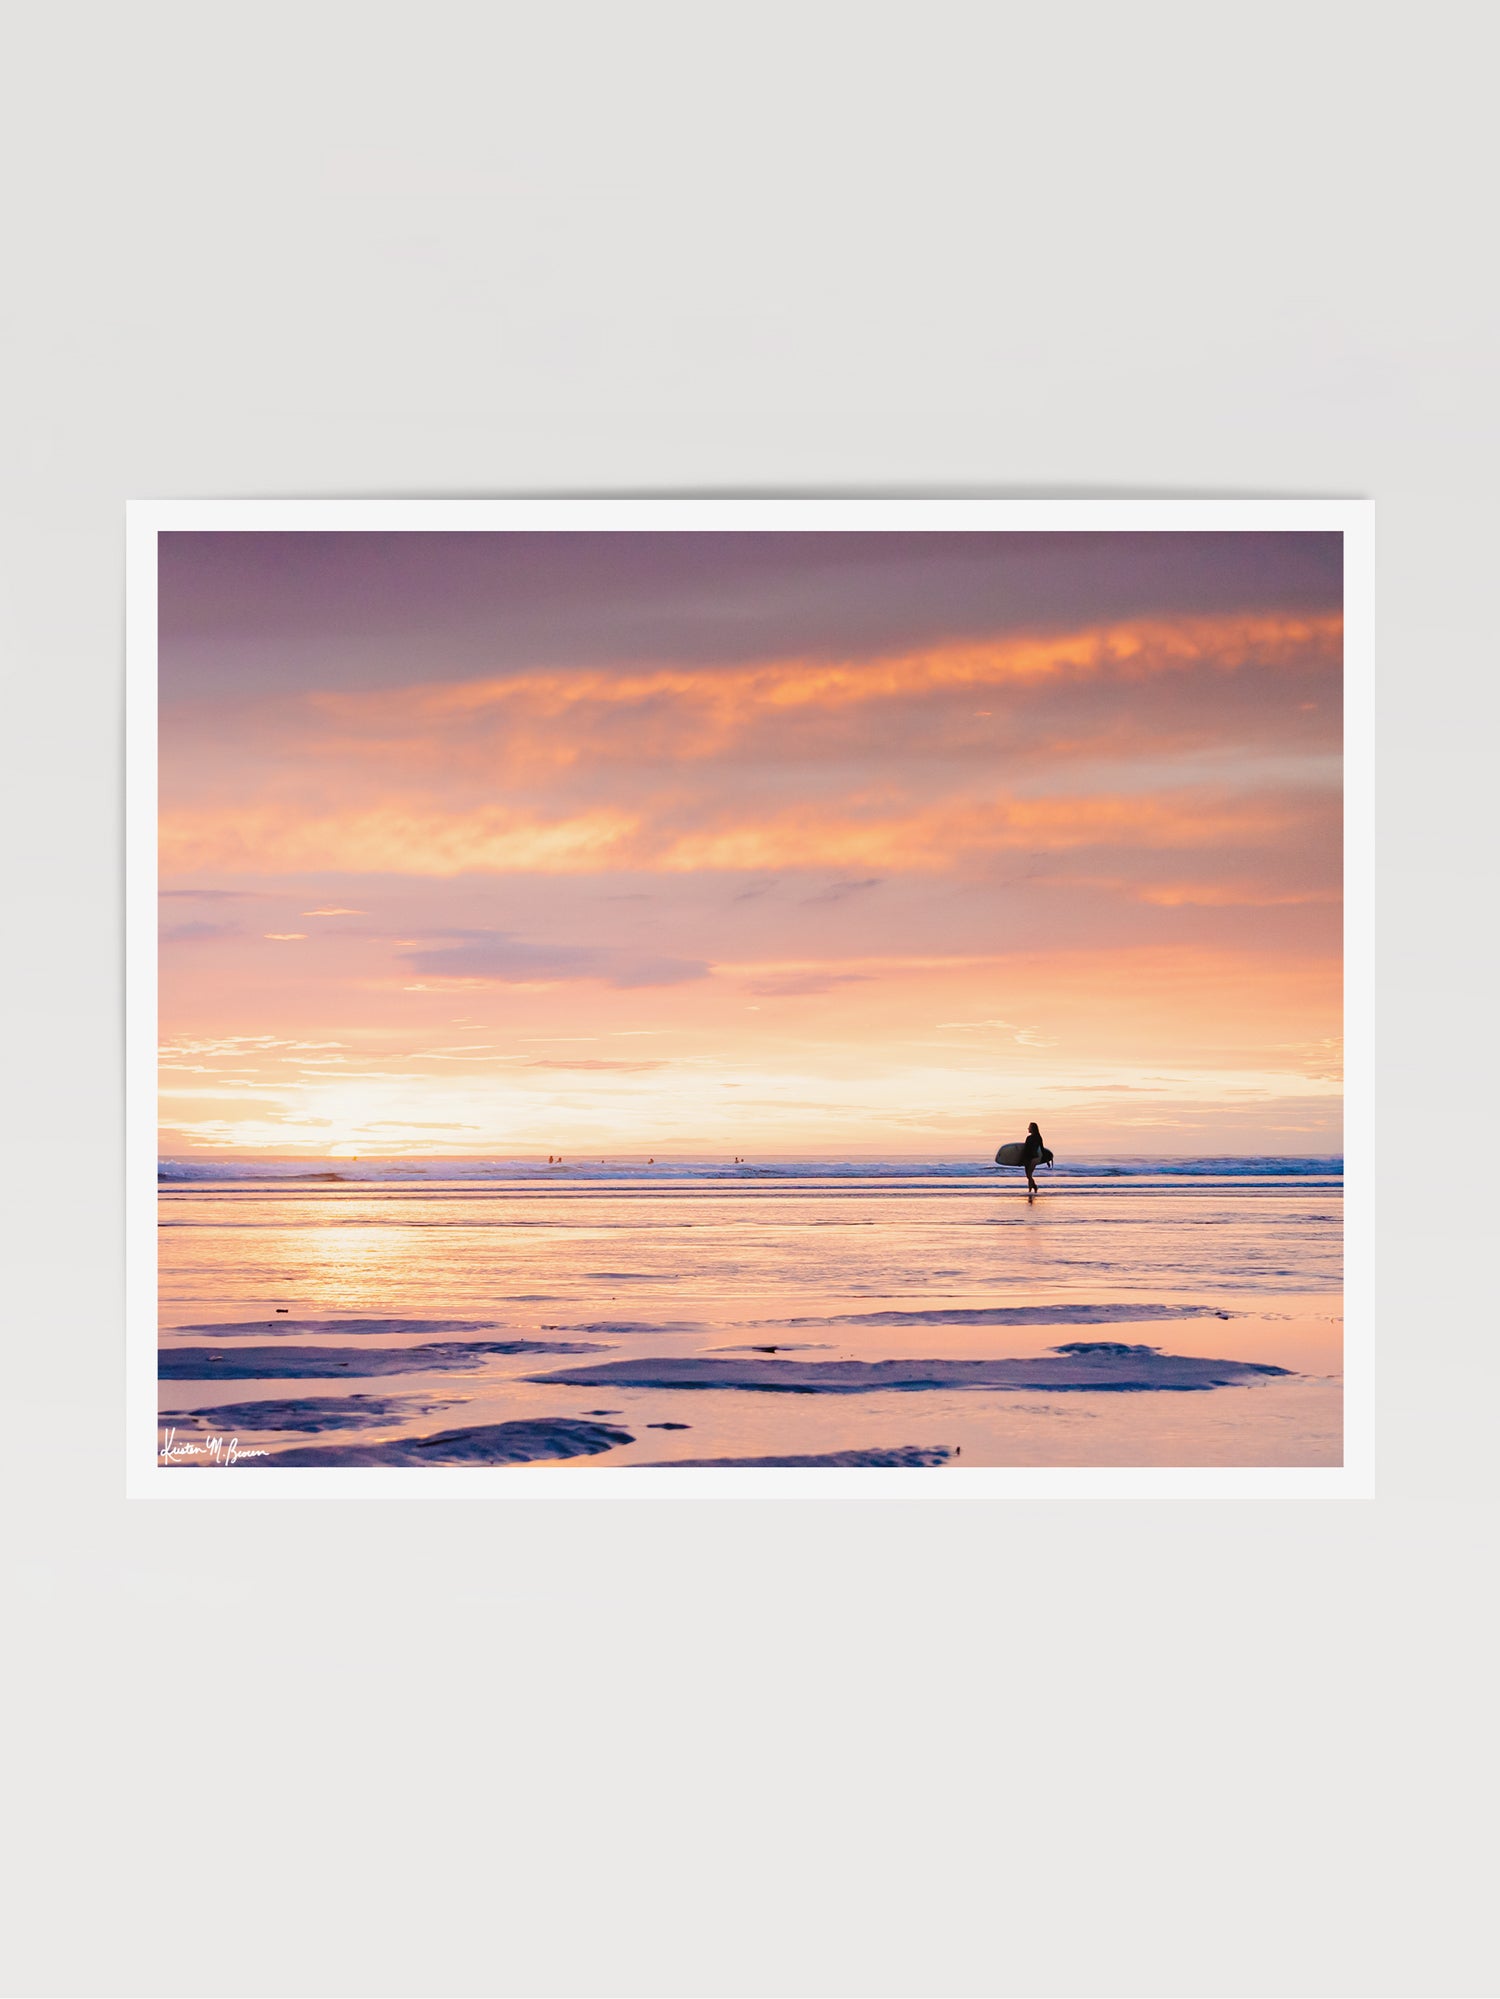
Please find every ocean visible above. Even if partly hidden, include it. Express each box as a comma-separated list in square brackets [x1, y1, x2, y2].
[156, 1158, 1342, 1469]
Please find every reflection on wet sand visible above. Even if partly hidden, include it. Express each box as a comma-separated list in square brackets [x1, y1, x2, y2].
[159, 1171, 1342, 1468]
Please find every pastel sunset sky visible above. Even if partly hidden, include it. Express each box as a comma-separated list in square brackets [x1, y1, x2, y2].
[158, 530, 1343, 1159]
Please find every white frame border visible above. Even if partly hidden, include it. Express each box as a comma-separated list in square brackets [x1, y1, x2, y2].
[126, 497, 1373, 1500]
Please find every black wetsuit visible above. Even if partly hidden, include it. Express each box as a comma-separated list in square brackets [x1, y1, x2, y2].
[1022, 1128, 1045, 1167]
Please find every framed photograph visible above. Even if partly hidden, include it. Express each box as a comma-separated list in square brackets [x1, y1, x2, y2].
[126, 499, 1372, 1495]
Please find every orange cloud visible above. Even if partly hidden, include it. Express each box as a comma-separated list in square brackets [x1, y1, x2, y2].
[160, 806, 642, 876]
[1138, 885, 1341, 908]
[159, 608, 1343, 900]
[269, 612, 1341, 787]
[337, 612, 1340, 728]
[159, 786, 1315, 878]
[655, 792, 1312, 873]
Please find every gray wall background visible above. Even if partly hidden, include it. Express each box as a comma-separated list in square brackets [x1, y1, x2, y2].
[2, 3, 1495, 1994]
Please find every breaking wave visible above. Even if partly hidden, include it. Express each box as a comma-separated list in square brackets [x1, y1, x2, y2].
[159, 1154, 1343, 1185]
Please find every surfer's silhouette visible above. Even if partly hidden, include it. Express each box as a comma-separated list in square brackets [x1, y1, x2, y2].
[1022, 1122, 1046, 1195]
[993, 1123, 1054, 1195]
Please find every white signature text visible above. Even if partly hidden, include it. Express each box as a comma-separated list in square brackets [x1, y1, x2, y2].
[159, 1426, 268, 1465]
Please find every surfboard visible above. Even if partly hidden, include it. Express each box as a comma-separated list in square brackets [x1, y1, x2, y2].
[995, 1142, 1054, 1168]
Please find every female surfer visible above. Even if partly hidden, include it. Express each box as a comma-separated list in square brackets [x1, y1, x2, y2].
[1022, 1121, 1046, 1195]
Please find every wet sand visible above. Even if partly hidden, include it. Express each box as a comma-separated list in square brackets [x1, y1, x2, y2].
[158, 1169, 1342, 1469]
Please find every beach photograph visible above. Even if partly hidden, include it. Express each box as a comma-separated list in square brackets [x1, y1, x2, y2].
[151, 517, 1346, 1475]
[20, 7, 1500, 1991]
